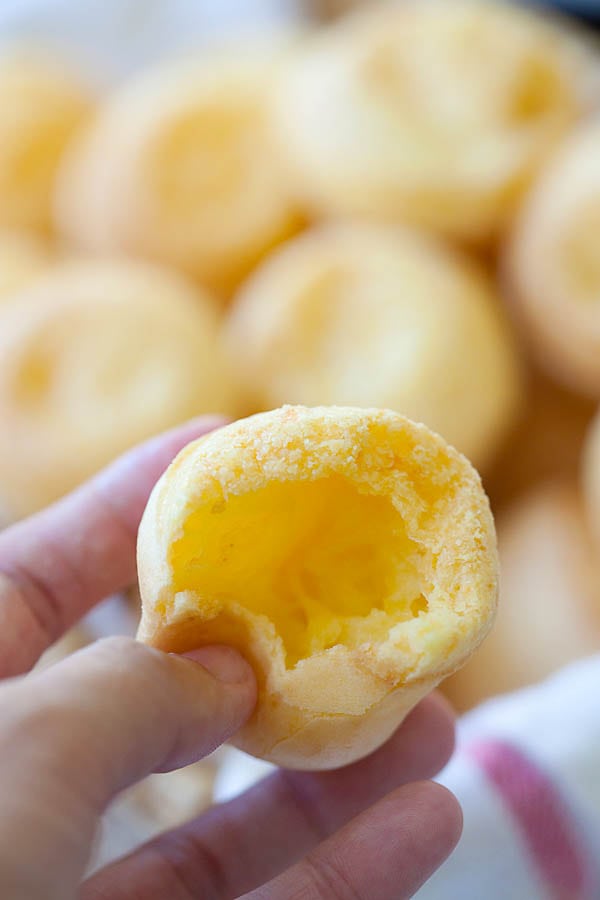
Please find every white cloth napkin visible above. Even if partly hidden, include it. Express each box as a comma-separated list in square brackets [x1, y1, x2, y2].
[419, 656, 600, 899]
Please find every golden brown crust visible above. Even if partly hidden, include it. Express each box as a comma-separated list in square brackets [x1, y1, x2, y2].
[137, 405, 498, 769]
[444, 480, 600, 712]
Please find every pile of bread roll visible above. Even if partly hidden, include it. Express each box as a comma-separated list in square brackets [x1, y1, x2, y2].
[2, 0, 600, 809]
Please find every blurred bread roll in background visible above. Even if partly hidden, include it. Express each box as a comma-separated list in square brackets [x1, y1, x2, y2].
[486, 372, 596, 509]
[55, 45, 302, 297]
[444, 480, 600, 712]
[137, 405, 498, 769]
[0, 230, 52, 301]
[0, 259, 235, 518]
[225, 222, 521, 471]
[0, 50, 91, 234]
[272, 0, 591, 243]
[506, 118, 600, 396]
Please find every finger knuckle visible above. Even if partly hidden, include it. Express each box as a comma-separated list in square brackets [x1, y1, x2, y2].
[94, 635, 139, 658]
[91, 636, 166, 681]
[153, 830, 228, 900]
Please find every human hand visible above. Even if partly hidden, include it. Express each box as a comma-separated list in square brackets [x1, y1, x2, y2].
[0, 417, 462, 899]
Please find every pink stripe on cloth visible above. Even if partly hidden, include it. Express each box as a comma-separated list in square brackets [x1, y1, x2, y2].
[466, 739, 593, 900]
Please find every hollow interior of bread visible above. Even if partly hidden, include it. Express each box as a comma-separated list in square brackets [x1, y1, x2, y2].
[169, 475, 429, 667]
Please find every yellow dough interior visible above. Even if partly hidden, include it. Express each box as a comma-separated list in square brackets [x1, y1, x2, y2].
[169, 476, 429, 667]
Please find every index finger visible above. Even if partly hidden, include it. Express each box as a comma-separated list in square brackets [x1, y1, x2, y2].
[0, 416, 226, 678]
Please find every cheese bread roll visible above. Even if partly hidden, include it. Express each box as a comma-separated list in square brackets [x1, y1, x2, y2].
[137, 405, 498, 770]
[55, 48, 301, 297]
[0, 259, 235, 518]
[0, 50, 91, 233]
[506, 119, 600, 396]
[273, 0, 589, 242]
[0, 230, 51, 301]
[226, 222, 521, 470]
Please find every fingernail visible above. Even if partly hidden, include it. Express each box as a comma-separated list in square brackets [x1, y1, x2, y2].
[183, 645, 251, 684]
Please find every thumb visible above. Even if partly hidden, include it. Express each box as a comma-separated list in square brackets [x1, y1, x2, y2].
[7, 636, 257, 803]
[0, 636, 256, 896]
[0, 636, 255, 899]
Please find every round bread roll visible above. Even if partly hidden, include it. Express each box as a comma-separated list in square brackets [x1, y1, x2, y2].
[225, 222, 521, 471]
[444, 481, 600, 712]
[0, 231, 51, 301]
[505, 119, 600, 396]
[55, 48, 301, 297]
[487, 372, 595, 510]
[272, 0, 589, 242]
[137, 405, 498, 770]
[0, 50, 91, 234]
[0, 259, 235, 518]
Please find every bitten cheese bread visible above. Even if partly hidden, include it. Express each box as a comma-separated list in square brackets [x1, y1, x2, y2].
[137, 405, 498, 770]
